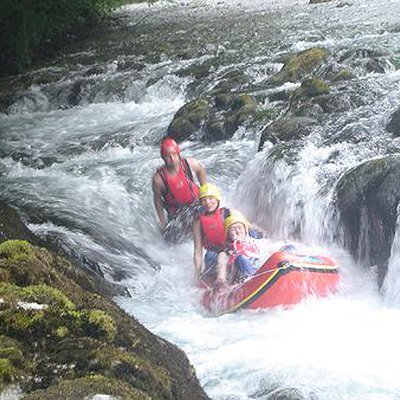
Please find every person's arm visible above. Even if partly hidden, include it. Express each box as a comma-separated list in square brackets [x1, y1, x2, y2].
[152, 174, 167, 232]
[193, 218, 203, 277]
[187, 157, 207, 186]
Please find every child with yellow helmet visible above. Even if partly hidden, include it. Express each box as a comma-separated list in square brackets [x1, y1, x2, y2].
[193, 183, 231, 283]
[216, 210, 264, 285]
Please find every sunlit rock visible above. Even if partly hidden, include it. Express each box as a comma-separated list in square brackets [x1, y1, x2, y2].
[335, 155, 400, 285]
[268, 47, 330, 86]
[167, 98, 210, 141]
[168, 94, 258, 143]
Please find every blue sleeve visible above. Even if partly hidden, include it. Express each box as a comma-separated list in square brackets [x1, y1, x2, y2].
[249, 229, 263, 239]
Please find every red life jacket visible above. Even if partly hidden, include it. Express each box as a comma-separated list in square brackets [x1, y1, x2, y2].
[199, 207, 228, 250]
[157, 158, 199, 216]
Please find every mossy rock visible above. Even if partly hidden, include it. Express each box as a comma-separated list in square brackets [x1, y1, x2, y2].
[207, 70, 250, 97]
[269, 47, 330, 86]
[0, 336, 29, 391]
[288, 78, 330, 116]
[92, 346, 172, 397]
[22, 374, 150, 400]
[331, 69, 354, 82]
[167, 99, 210, 141]
[0, 283, 115, 343]
[224, 94, 258, 133]
[0, 240, 36, 263]
[291, 78, 330, 101]
[0, 240, 208, 398]
[258, 116, 318, 149]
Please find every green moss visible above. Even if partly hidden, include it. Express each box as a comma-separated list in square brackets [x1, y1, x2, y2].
[0, 283, 75, 310]
[168, 99, 210, 139]
[93, 347, 172, 396]
[82, 309, 117, 342]
[291, 78, 330, 102]
[0, 336, 28, 390]
[0, 240, 35, 263]
[270, 47, 330, 85]
[0, 336, 25, 368]
[0, 358, 20, 386]
[23, 374, 150, 400]
[331, 69, 354, 82]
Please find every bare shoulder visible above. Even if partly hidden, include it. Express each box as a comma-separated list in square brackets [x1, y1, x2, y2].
[186, 156, 203, 170]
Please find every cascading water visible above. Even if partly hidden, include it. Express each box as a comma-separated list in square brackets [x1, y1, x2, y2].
[1, 0, 400, 398]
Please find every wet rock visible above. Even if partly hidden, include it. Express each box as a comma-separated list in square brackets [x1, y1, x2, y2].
[335, 155, 400, 285]
[167, 99, 210, 141]
[386, 107, 400, 137]
[0, 240, 209, 399]
[288, 78, 330, 116]
[168, 94, 258, 143]
[258, 116, 318, 150]
[268, 47, 330, 86]
[223, 94, 258, 133]
[265, 387, 306, 399]
[7, 89, 50, 114]
[0, 201, 40, 246]
[315, 61, 355, 82]
[339, 48, 394, 75]
[23, 375, 148, 399]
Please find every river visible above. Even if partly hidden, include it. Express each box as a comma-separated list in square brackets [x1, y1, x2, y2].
[1, 0, 400, 398]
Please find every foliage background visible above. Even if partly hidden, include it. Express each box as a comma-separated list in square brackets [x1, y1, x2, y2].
[0, 0, 146, 77]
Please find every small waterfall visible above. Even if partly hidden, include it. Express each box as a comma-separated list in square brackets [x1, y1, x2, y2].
[234, 139, 342, 247]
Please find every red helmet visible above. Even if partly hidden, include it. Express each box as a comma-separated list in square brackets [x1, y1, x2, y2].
[160, 137, 180, 157]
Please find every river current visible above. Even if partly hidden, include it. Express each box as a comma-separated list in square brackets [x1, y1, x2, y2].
[1, 0, 400, 398]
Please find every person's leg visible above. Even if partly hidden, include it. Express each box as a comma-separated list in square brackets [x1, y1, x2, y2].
[216, 252, 229, 285]
[202, 250, 218, 282]
[234, 255, 258, 281]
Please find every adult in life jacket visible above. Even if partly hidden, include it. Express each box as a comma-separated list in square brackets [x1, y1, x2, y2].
[152, 137, 207, 241]
[192, 183, 230, 282]
[217, 211, 264, 285]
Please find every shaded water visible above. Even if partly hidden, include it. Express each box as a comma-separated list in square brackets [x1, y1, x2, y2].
[1, 0, 400, 398]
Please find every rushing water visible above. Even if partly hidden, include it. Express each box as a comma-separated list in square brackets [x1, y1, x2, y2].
[1, 0, 400, 398]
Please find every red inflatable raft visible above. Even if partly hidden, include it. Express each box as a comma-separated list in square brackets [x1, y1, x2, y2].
[200, 247, 339, 315]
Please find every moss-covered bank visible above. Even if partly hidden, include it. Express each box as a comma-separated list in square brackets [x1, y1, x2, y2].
[0, 239, 208, 399]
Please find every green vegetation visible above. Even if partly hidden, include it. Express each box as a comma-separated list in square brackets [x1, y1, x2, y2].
[0, 240, 204, 397]
[0, 0, 147, 77]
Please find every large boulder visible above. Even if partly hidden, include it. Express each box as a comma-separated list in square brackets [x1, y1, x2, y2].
[335, 155, 400, 285]
[168, 94, 258, 143]
[0, 240, 208, 399]
[258, 116, 318, 150]
[167, 99, 210, 141]
[268, 47, 330, 86]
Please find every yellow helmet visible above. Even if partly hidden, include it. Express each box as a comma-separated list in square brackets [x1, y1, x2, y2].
[198, 183, 221, 202]
[224, 211, 250, 233]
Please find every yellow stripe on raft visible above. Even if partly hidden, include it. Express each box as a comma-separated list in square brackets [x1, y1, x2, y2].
[224, 269, 281, 314]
